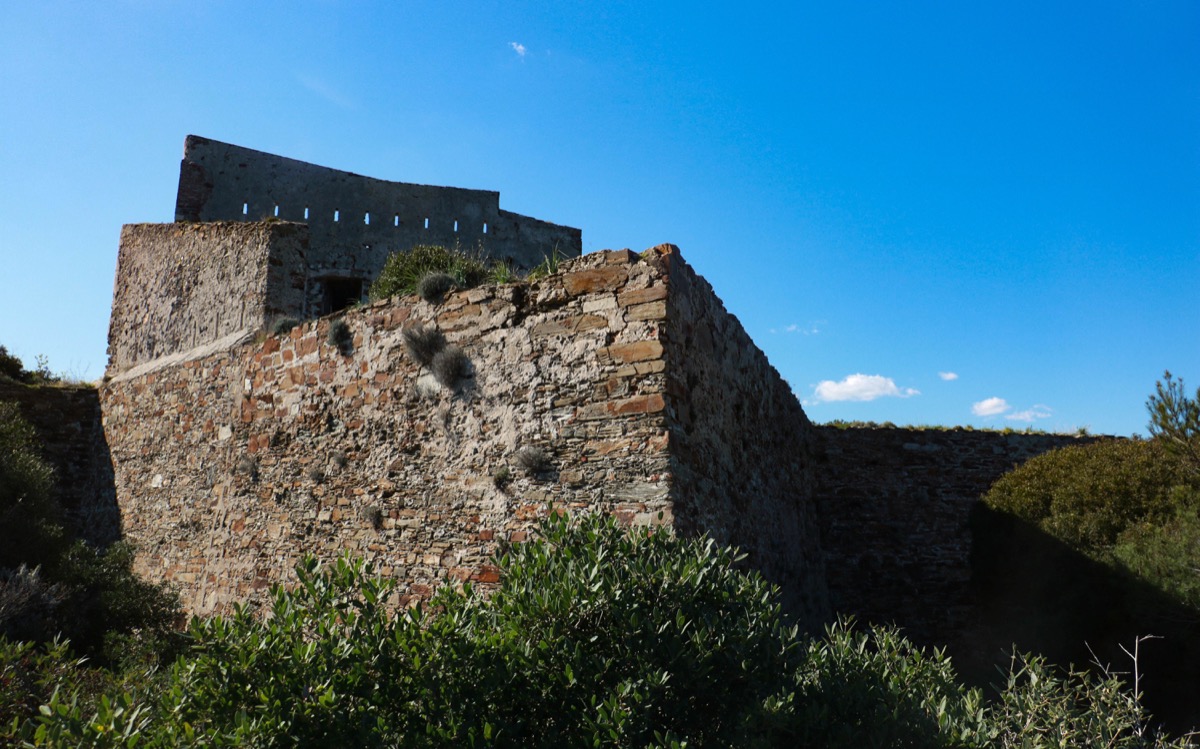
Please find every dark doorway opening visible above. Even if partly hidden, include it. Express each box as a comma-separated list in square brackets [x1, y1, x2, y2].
[321, 278, 364, 315]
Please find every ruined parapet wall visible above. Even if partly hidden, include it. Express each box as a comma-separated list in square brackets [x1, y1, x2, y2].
[653, 246, 828, 625]
[106, 222, 308, 375]
[174, 135, 582, 274]
[812, 425, 1101, 645]
[100, 250, 674, 615]
[0, 382, 119, 546]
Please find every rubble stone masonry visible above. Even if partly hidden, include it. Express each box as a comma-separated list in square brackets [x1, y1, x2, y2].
[99, 247, 831, 624]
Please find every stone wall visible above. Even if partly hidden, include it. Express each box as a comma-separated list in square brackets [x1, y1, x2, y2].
[0, 382, 119, 545]
[106, 221, 308, 375]
[656, 247, 828, 624]
[175, 135, 582, 273]
[811, 424, 1101, 645]
[100, 247, 829, 620]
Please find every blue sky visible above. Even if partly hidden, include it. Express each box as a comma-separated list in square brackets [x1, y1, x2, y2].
[1, 1, 1197, 436]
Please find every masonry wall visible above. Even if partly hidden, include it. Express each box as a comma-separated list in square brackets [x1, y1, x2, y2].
[101, 250, 679, 615]
[0, 382, 119, 545]
[812, 425, 1100, 645]
[99, 247, 834, 621]
[655, 247, 828, 625]
[106, 222, 309, 375]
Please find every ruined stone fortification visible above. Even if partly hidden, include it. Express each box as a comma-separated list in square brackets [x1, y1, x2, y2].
[101, 245, 827, 621]
[4, 137, 1097, 641]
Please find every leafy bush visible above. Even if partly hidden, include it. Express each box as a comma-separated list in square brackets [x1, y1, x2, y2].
[982, 439, 1193, 551]
[368, 245, 491, 301]
[401, 324, 446, 367]
[10, 512, 1196, 746]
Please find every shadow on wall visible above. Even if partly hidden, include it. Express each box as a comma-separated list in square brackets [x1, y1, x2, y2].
[0, 383, 121, 546]
[964, 504, 1200, 734]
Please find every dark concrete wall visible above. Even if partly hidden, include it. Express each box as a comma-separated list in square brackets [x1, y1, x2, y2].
[175, 135, 581, 273]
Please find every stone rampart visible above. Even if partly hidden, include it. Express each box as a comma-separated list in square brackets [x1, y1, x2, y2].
[812, 424, 1102, 645]
[106, 222, 308, 375]
[99, 247, 829, 622]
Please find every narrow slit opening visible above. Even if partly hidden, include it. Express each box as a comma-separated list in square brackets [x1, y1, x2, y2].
[242, 202, 248, 216]
[334, 210, 340, 222]
[424, 218, 429, 229]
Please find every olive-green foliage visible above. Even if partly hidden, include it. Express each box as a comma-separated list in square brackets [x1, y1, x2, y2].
[368, 245, 491, 301]
[13, 511, 1194, 747]
[1112, 486, 1200, 610]
[0, 402, 65, 573]
[983, 439, 1193, 551]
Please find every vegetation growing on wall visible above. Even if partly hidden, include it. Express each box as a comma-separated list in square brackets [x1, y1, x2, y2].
[4, 512, 1193, 747]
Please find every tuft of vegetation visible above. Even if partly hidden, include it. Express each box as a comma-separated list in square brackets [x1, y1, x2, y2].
[327, 318, 353, 355]
[431, 346, 471, 389]
[401, 324, 447, 367]
[416, 271, 456, 303]
[525, 246, 569, 282]
[513, 445, 552, 475]
[491, 465, 511, 488]
[368, 244, 491, 300]
[270, 316, 300, 336]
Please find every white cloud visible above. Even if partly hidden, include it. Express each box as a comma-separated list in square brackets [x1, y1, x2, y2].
[971, 397, 1010, 417]
[938, 371, 958, 381]
[510, 42, 527, 58]
[812, 374, 919, 403]
[771, 321, 822, 336]
[1006, 405, 1053, 422]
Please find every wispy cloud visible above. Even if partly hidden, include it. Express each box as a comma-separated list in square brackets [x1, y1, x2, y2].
[972, 397, 1010, 417]
[938, 371, 959, 381]
[769, 321, 823, 336]
[812, 374, 919, 403]
[296, 74, 355, 109]
[510, 42, 527, 59]
[1006, 405, 1053, 422]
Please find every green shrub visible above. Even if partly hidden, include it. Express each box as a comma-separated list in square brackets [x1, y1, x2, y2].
[982, 439, 1193, 551]
[368, 245, 491, 301]
[14, 512, 1196, 746]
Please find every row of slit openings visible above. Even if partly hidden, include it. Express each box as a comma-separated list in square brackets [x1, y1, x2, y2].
[240, 202, 487, 233]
